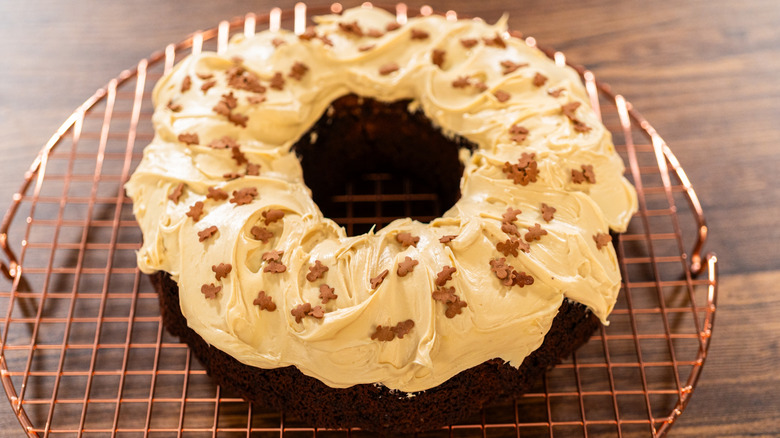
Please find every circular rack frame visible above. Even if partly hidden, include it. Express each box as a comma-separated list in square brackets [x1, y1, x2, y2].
[0, 3, 717, 437]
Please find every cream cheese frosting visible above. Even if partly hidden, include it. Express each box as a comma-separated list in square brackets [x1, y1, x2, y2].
[125, 7, 638, 392]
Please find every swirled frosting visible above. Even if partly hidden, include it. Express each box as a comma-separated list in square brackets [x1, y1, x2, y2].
[125, 7, 637, 392]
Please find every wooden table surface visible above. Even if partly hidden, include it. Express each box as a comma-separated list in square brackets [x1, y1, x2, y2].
[0, 1, 778, 436]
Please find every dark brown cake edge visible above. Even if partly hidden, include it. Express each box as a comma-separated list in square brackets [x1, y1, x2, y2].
[151, 271, 600, 434]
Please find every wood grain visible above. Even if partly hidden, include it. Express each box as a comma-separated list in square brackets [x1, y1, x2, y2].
[0, 0, 778, 436]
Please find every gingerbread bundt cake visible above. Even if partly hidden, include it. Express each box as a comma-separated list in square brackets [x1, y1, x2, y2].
[125, 6, 637, 433]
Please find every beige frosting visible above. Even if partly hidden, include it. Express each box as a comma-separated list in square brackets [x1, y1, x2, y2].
[125, 7, 637, 392]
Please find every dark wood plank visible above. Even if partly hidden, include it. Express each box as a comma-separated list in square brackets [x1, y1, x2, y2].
[669, 270, 780, 437]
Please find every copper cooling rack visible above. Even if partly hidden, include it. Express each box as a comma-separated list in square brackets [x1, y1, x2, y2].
[0, 3, 717, 437]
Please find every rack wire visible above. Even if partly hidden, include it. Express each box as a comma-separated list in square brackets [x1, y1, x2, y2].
[0, 3, 717, 437]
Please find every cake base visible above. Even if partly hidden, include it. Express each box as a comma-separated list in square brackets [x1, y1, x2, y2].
[151, 272, 600, 434]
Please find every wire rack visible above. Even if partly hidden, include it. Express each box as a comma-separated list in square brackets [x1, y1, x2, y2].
[0, 3, 717, 437]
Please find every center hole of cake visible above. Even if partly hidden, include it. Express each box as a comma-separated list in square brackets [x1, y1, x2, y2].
[294, 94, 472, 237]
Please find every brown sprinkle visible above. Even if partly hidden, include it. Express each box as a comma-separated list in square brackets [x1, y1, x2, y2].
[319, 284, 338, 304]
[201, 80, 217, 93]
[229, 187, 258, 206]
[432, 49, 446, 68]
[572, 164, 596, 184]
[548, 88, 564, 98]
[490, 259, 534, 287]
[198, 225, 218, 242]
[494, 90, 511, 103]
[501, 221, 521, 237]
[178, 133, 199, 146]
[502, 153, 539, 186]
[212, 263, 232, 281]
[594, 233, 611, 250]
[231, 146, 247, 165]
[318, 34, 334, 47]
[525, 223, 548, 242]
[489, 258, 514, 286]
[263, 209, 285, 225]
[433, 286, 457, 304]
[201, 283, 221, 299]
[435, 266, 457, 287]
[509, 124, 529, 143]
[541, 203, 556, 222]
[299, 26, 317, 41]
[212, 91, 238, 116]
[515, 271, 534, 287]
[460, 38, 478, 48]
[532, 72, 548, 87]
[571, 169, 585, 184]
[272, 37, 286, 48]
[262, 250, 283, 262]
[247, 94, 267, 104]
[370, 269, 389, 289]
[167, 100, 182, 112]
[393, 319, 415, 338]
[562, 102, 593, 134]
[519, 238, 531, 253]
[496, 238, 520, 257]
[181, 76, 192, 92]
[561, 101, 581, 119]
[291, 303, 312, 323]
[518, 152, 536, 168]
[253, 291, 276, 311]
[223, 172, 242, 180]
[474, 81, 489, 92]
[264, 261, 287, 273]
[501, 60, 528, 75]
[246, 163, 261, 176]
[371, 325, 396, 342]
[410, 28, 429, 40]
[270, 72, 285, 90]
[291, 303, 324, 323]
[483, 33, 506, 48]
[208, 136, 238, 149]
[397, 257, 418, 277]
[226, 66, 266, 93]
[372, 319, 415, 342]
[222, 91, 238, 109]
[168, 182, 185, 203]
[339, 21, 364, 37]
[379, 62, 399, 76]
[186, 202, 205, 222]
[212, 101, 231, 117]
[445, 296, 468, 318]
[309, 306, 325, 319]
[396, 232, 419, 248]
[439, 234, 458, 244]
[573, 120, 592, 133]
[206, 186, 228, 201]
[227, 112, 249, 128]
[452, 76, 471, 89]
[306, 260, 329, 282]
[250, 226, 273, 243]
[386, 22, 401, 31]
[358, 44, 376, 52]
[502, 207, 523, 224]
[366, 28, 384, 38]
[289, 62, 309, 81]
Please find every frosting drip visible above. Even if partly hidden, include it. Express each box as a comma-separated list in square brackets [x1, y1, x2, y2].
[126, 7, 637, 392]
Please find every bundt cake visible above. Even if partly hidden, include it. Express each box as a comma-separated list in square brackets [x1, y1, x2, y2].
[125, 6, 637, 433]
